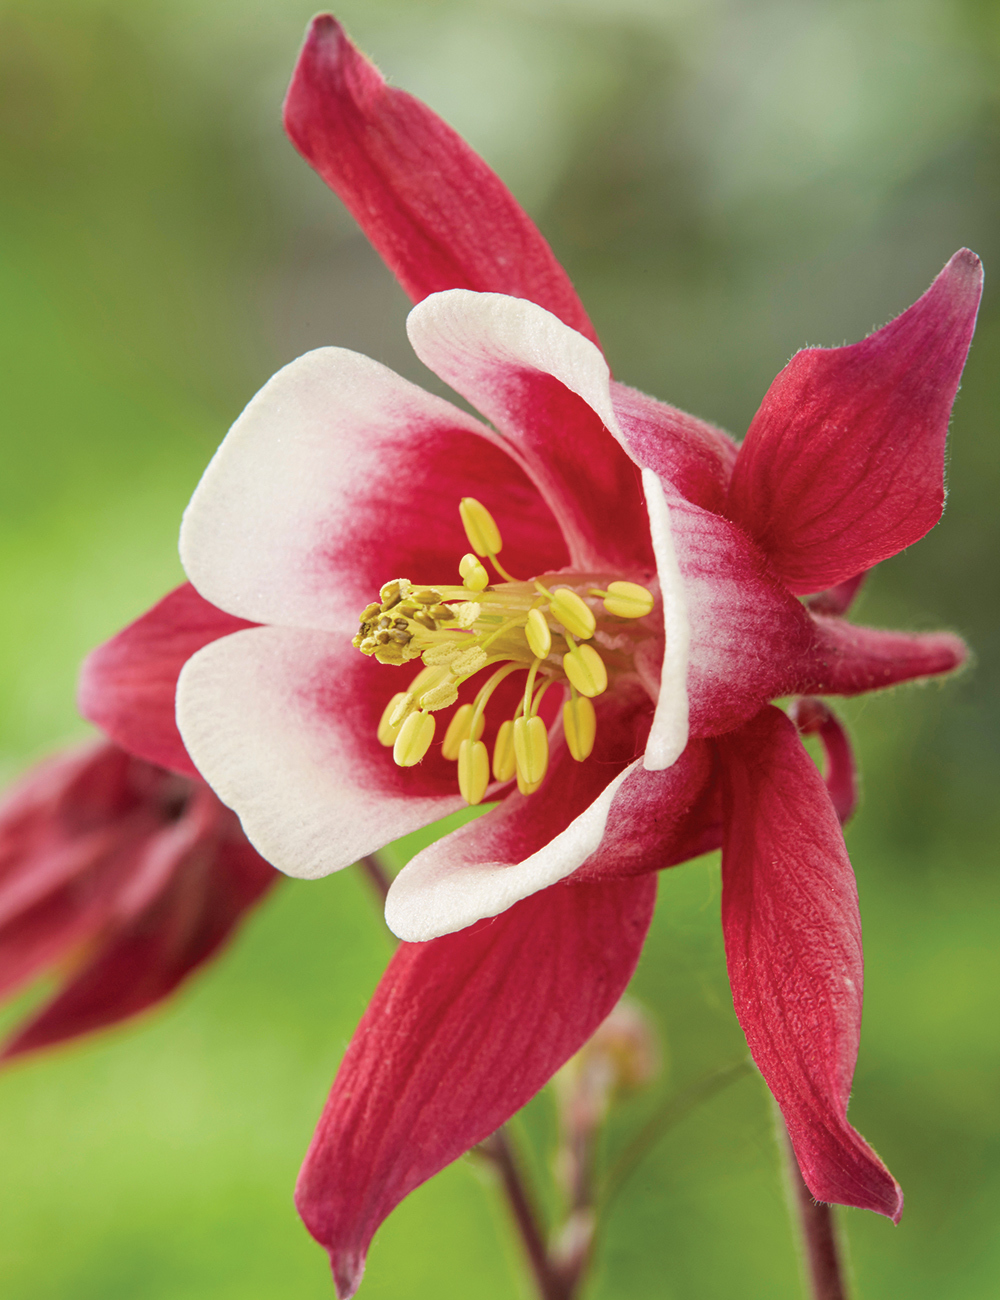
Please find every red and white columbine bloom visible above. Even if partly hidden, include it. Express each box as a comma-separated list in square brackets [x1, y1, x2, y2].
[77, 17, 982, 1296]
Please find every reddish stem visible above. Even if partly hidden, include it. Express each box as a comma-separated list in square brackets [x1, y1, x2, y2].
[357, 853, 392, 903]
[476, 1130, 576, 1300]
[784, 1127, 850, 1300]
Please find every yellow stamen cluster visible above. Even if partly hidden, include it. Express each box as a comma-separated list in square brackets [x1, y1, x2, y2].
[355, 498, 655, 806]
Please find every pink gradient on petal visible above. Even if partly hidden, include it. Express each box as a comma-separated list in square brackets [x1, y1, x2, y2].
[718, 707, 903, 1220]
[571, 737, 722, 880]
[180, 348, 568, 631]
[660, 487, 817, 736]
[176, 626, 475, 880]
[610, 381, 739, 516]
[386, 688, 655, 937]
[407, 292, 651, 572]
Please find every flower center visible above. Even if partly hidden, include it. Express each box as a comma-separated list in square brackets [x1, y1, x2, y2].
[353, 498, 655, 806]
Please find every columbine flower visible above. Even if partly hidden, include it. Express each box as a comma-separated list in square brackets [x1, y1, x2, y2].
[77, 16, 982, 1295]
[0, 739, 276, 1061]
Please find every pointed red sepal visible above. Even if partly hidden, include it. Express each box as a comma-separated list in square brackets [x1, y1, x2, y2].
[283, 16, 599, 345]
[801, 616, 967, 696]
[78, 584, 255, 778]
[727, 250, 982, 594]
[718, 707, 903, 1220]
[295, 873, 657, 1297]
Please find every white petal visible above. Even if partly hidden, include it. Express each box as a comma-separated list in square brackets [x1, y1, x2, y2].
[641, 469, 691, 770]
[176, 626, 463, 879]
[406, 291, 651, 571]
[179, 347, 498, 630]
[384, 760, 640, 941]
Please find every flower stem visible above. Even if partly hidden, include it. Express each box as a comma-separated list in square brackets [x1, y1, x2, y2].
[476, 1129, 576, 1300]
[782, 1123, 851, 1300]
[357, 853, 392, 903]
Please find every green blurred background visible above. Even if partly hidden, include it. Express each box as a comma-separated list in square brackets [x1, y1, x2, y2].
[1, 0, 997, 1295]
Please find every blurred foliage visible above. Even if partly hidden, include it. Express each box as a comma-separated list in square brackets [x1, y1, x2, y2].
[0, 0, 997, 1297]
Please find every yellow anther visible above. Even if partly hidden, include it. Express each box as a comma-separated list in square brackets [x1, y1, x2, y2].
[457, 738, 491, 805]
[418, 680, 459, 712]
[392, 710, 435, 767]
[459, 553, 489, 592]
[377, 692, 411, 746]
[525, 608, 552, 659]
[379, 578, 411, 609]
[602, 581, 654, 619]
[389, 692, 415, 728]
[442, 703, 485, 761]
[563, 694, 597, 761]
[493, 719, 517, 782]
[513, 715, 549, 790]
[549, 588, 596, 640]
[450, 645, 489, 678]
[459, 497, 503, 557]
[563, 643, 608, 698]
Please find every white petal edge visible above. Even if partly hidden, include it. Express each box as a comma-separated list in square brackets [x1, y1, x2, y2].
[407, 289, 620, 432]
[407, 291, 690, 770]
[641, 468, 691, 770]
[179, 347, 497, 630]
[176, 625, 463, 879]
[384, 760, 642, 942]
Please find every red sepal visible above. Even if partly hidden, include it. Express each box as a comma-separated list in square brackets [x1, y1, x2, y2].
[284, 17, 598, 345]
[726, 250, 982, 594]
[78, 584, 255, 778]
[295, 873, 657, 1298]
[718, 707, 902, 1219]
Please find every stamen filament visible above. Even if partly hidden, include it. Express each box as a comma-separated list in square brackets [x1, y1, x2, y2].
[469, 662, 525, 738]
[522, 658, 542, 718]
